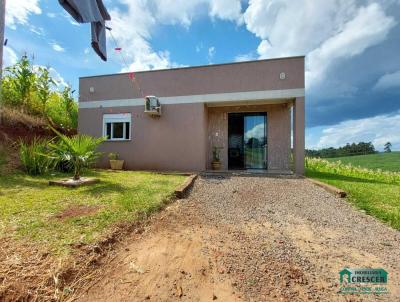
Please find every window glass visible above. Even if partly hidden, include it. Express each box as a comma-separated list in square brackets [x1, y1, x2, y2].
[112, 122, 124, 139]
[103, 114, 131, 140]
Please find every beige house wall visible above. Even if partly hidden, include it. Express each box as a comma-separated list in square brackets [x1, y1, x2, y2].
[207, 103, 291, 170]
[78, 103, 208, 172]
[79, 57, 304, 102]
[79, 102, 292, 172]
[78, 56, 305, 173]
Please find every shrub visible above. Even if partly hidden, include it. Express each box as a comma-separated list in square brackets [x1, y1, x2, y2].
[49, 128, 105, 180]
[1, 55, 78, 131]
[45, 93, 78, 130]
[19, 137, 55, 175]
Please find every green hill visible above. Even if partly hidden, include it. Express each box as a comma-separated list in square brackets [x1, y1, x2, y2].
[326, 152, 400, 172]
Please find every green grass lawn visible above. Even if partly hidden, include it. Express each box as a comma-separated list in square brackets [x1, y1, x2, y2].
[0, 170, 185, 254]
[325, 151, 400, 172]
[306, 158, 400, 230]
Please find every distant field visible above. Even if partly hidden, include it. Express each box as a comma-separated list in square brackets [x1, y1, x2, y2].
[325, 152, 400, 172]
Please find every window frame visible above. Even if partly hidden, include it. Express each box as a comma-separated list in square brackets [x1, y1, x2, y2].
[103, 113, 132, 141]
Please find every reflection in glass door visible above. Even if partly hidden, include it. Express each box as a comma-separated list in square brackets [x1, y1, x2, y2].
[244, 114, 267, 169]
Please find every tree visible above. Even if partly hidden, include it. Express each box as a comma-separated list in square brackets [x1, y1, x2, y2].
[36, 66, 56, 113]
[306, 142, 377, 158]
[61, 85, 78, 129]
[384, 142, 392, 153]
[2, 56, 78, 130]
[5, 55, 36, 111]
[49, 128, 105, 180]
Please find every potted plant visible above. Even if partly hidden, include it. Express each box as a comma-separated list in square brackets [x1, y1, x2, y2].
[211, 146, 223, 170]
[108, 152, 124, 170]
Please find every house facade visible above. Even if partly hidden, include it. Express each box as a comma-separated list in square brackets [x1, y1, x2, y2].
[78, 56, 305, 174]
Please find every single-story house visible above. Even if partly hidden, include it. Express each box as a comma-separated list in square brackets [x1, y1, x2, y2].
[78, 56, 305, 174]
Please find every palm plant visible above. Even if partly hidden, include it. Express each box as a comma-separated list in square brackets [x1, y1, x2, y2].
[50, 128, 105, 180]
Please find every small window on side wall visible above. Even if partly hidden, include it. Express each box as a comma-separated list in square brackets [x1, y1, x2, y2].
[103, 113, 131, 141]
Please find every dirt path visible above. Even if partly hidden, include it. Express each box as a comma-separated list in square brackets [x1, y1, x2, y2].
[77, 176, 400, 302]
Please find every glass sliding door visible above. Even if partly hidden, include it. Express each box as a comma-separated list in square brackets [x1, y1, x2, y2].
[228, 112, 267, 170]
[244, 114, 267, 169]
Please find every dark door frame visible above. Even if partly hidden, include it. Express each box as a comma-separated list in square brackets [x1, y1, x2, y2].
[228, 112, 268, 170]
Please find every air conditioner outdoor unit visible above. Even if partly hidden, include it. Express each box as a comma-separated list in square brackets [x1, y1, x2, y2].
[144, 96, 161, 116]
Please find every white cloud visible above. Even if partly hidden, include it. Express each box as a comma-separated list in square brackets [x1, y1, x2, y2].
[256, 40, 271, 57]
[33, 65, 68, 88]
[196, 43, 204, 53]
[208, 46, 216, 62]
[5, 0, 41, 29]
[109, 0, 242, 71]
[306, 3, 396, 88]
[149, 0, 202, 27]
[314, 112, 400, 151]
[51, 43, 65, 53]
[49, 67, 68, 87]
[109, 1, 169, 71]
[209, 0, 243, 24]
[244, 0, 357, 57]
[60, 12, 81, 26]
[150, 0, 242, 27]
[69, 20, 80, 26]
[235, 52, 256, 62]
[243, 1, 396, 88]
[29, 25, 44, 36]
[3, 46, 18, 67]
[245, 123, 265, 140]
[373, 70, 400, 90]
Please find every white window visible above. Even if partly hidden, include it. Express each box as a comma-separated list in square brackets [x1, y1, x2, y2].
[103, 113, 131, 141]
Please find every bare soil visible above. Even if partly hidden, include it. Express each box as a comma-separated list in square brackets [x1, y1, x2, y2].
[54, 205, 101, 220]
[76, 176, 400, 302]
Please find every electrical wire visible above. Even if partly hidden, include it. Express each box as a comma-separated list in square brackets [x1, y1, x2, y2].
[106, 26, 145, 98]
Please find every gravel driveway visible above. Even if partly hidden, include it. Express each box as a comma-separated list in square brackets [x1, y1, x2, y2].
[79, 176, 400, 301]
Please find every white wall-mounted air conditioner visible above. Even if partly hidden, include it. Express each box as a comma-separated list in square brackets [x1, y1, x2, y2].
[144, 96, 161, 116]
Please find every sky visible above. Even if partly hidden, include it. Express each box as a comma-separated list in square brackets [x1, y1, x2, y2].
[3, 0, 400, 151]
